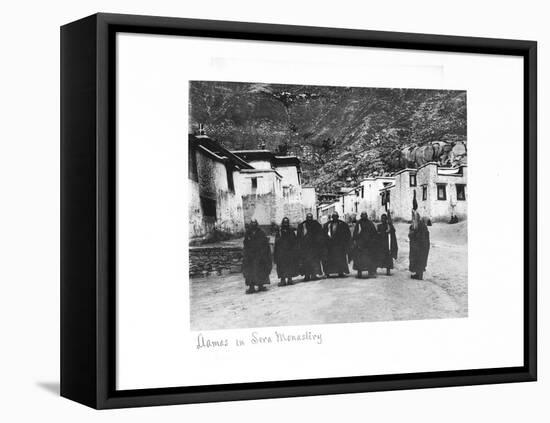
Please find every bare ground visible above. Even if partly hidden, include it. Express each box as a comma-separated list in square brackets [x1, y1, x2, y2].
[190, 221, 468, 331]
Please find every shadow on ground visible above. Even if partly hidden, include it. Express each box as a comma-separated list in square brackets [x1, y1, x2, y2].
[36, 381, 60, 396]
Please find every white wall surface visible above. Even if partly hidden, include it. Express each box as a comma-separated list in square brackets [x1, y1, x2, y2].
[0, 0, 547, 421]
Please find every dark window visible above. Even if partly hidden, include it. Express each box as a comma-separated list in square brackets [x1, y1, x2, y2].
[189, 149, 198, 182]
[456, 184, 466, 201]
[200, 196, 217, 218]
[381, 191, 390, 206]
[410, 174, 417, 187]
[422, 185, 427, 201]
[437, 184, 447, 200]
[361, 186, 364, 198]
[251, 177, 258, 189]
[225, 164, 235, 193]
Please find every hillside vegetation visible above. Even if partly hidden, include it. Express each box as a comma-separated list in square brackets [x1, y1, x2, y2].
[189, 81, 467, 192]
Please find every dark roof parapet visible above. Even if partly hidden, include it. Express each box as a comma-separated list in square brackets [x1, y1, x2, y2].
[189, 134, 254, 170]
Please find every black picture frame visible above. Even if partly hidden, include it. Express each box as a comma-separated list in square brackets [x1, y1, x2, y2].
[60, 12, 537, 409]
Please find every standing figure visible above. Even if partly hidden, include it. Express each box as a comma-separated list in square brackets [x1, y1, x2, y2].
[242, 219, 272, 294]
[274, 217, 299, 286]
[408, 210, 430, 280]
[322, 212, 351, 277]
[377, 213, 398, 276]
[297, 213, 325, 281]
[352, 212, 379, 278]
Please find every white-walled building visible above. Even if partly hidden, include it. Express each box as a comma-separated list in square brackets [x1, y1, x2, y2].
[236, 168, 284, 226]
[329, 179, 393, 222]
[383, 163, 467, 222]
[317, 201, 339, 225]
[302, 186, 317, 217]
[188, 134, 254, 243]
[325, 163, 467, 223]
[356, 177, 395, 220]
[190, 131, 468, 243]
[232, 150, 306, 227]
[189, 139, 310, 241]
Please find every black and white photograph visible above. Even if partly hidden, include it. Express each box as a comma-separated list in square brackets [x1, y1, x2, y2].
[189, 81, 468, 331]
[0, 0, 542, 418]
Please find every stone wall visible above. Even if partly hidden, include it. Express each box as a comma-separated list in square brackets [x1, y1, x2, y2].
[189, 246, 243, 278]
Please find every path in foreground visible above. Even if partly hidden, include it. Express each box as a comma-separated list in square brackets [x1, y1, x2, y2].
[190, 222, 468, 331]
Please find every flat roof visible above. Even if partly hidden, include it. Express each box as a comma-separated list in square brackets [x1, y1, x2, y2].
[378, 183, 396, 191]
[239, 168, 283, 178]
[359, 176, 395, 182]
[273, 156, 301, 167]
[318, 201, 339, 211]
[437, 166, 466, 176]
[232, 150, 301, 168]
[231, 150, 271, 153]
[393, 167, 418, 176]
[189, 134, 254, 170]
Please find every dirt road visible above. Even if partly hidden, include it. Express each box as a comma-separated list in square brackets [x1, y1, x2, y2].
[190, 222, 468, 331]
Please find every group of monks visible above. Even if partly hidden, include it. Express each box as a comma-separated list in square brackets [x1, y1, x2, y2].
[241, 210, 430, 295]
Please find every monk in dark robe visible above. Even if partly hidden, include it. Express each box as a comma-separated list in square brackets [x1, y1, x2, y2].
[297, 213, 324, 281]
[242, 219, 272, 294]
[377, 213, 398, 276]
[409, 210, 430, 280]
[352, 212, 379, 278]
[274, 217, 299, 286]
[322, 212, 351, 277]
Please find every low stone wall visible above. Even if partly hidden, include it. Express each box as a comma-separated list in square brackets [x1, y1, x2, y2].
[190, 246, 243, 278]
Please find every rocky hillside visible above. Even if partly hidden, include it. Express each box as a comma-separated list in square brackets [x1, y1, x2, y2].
[189, 81, 467, 192]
